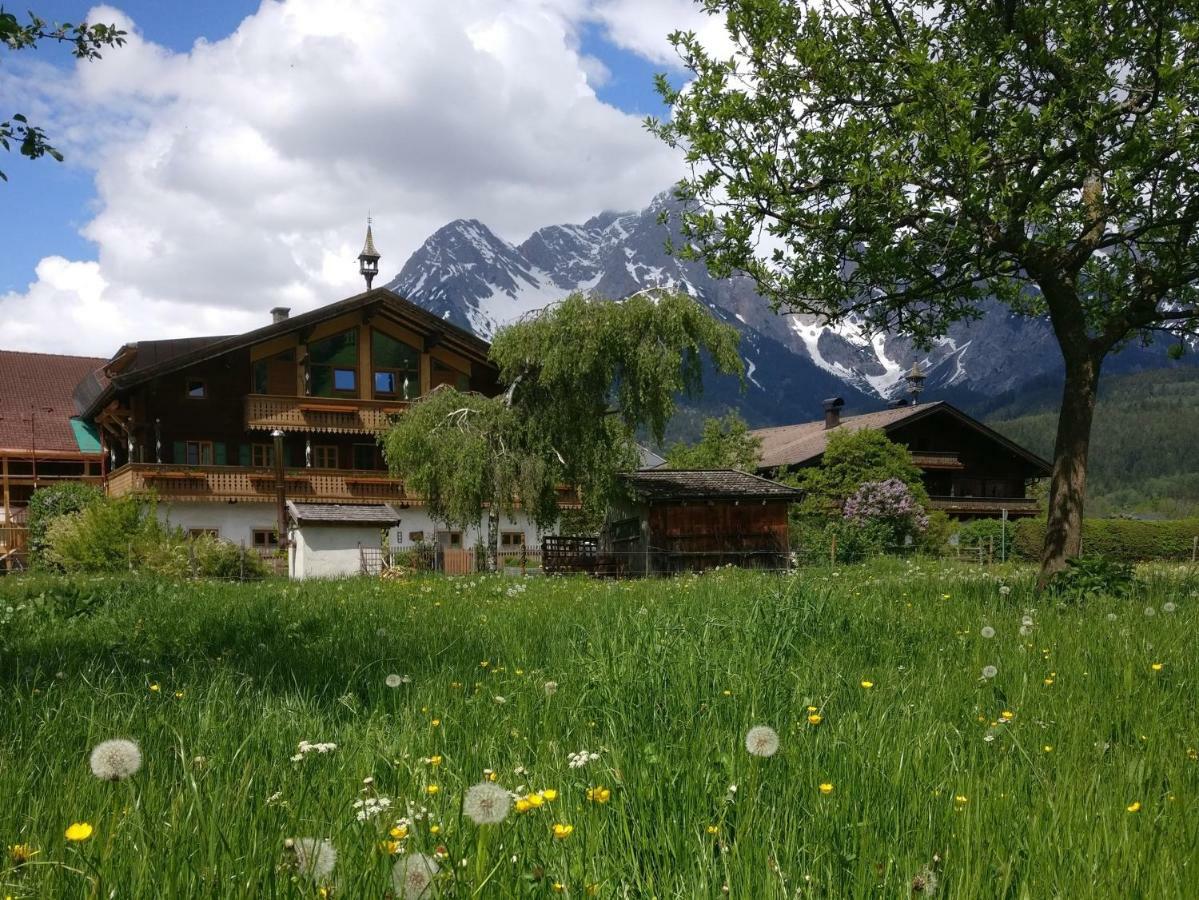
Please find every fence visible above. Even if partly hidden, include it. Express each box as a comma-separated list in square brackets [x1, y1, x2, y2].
[0, 526, 28, 572]
[360, 543, 544, 577]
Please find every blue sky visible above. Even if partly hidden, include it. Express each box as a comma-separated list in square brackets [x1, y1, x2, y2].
[0, 0, 711, 354]
[1, 2, 676, 295]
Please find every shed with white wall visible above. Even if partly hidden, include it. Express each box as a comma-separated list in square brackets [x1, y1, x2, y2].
[287, 501, 401, 580]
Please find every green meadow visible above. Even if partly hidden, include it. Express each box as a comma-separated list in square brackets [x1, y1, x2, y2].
[0, 561, 1196, 898]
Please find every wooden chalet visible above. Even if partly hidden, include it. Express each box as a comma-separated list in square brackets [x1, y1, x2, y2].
[752, 399, 1051, 520]
[63, 285, 528, 557]
[603, 469, 802, 575]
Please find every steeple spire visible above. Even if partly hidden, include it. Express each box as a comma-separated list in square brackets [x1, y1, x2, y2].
[358, 217, 381, 290]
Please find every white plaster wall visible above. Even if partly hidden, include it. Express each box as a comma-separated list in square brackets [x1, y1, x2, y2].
[154, 501, 278, 547]
[382, 507, 545, 549]
[291, 525, 382, 580]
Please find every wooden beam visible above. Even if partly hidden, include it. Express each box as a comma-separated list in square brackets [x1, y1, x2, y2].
[2, 455, 9, 527]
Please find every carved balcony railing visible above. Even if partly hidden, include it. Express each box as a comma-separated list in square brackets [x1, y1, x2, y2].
[908, 451, 965, 470]
[106, 463, 416, 504]
[244, 394, 410, 434]
[928, 496, 1040, 517]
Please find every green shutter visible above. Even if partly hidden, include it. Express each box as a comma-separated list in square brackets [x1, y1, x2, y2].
[238, 444, 251, 466]
[173, 442, 186, 465]
[214, 442, 227, 465]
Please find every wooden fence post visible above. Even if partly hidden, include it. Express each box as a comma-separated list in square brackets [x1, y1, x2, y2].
[240, 540, 245, 582]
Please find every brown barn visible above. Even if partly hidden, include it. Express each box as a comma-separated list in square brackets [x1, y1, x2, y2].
[752, 399, 1051, 520]
[603, 469, 802, 575]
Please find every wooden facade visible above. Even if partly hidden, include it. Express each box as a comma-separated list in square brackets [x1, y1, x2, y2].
[604, 470, 802, 575]
[753, 401, 1052, 520]
[84, 290, 498, 507]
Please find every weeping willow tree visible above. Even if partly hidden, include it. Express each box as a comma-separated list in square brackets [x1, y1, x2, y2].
[381, 290, 743, 568]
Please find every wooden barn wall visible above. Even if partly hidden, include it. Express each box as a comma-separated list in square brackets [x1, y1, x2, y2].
[646, 500, 790, 552]
[889, 415, 1035, 498]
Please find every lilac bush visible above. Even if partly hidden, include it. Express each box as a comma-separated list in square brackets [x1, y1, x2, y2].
[843, 478, 929, 542]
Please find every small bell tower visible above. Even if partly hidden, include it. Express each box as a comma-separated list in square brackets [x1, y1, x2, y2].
[358, 218, 381, 290]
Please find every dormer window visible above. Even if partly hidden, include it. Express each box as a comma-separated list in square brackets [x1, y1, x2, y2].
[371, 329, 420, 399]
[186, 379, 206, 399]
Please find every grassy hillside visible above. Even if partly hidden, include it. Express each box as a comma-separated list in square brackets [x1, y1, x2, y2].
[1, 564, 1197, 897]
[988, 367, 1199, 518]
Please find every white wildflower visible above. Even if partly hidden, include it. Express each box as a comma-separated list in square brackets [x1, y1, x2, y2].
[745, 725, 780, 758]
[393, 851, 440, 899]
[89, 738, 143, 781]
[353, 796, 393, 821]
[463, 781, 512, 825]
[286, 837, 337, 882]
[567, 749, 600, 769]
[998, 585, 1011, 596]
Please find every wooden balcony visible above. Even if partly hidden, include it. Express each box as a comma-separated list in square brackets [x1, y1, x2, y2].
[928, 496, 1040, 517]
[244, 394, 409, 434]
[909, 451, 965, 470]
[106, 463, 415, 504]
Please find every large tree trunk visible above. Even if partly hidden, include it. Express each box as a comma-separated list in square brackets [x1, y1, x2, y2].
[1038, 350, 1102, 587]
[487, 503, 500, 572]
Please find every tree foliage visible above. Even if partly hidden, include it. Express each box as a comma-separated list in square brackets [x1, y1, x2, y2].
[793, 428, 928, 517]
[382, 291, 743, 557]
[665, 411, 762, 470]
[0, 9, 125, 181]
[650, 0, 1199, 581]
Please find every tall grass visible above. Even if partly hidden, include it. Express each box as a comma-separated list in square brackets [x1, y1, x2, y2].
[0, 560, 1196, 897]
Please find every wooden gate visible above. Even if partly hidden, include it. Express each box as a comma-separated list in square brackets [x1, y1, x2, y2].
[442, 548, 475, 575]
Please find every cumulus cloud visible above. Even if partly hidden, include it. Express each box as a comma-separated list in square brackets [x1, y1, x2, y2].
[1, 0, 696, 356]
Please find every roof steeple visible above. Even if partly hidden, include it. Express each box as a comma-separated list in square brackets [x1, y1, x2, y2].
[358, 217, 381, 290]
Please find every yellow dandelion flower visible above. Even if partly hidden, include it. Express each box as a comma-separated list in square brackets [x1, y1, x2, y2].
[515, 799, 531, 813]
[527, 793, 545, 808]
[426, 784, 440, 795]
[860, 680, 874, 689]
[1044, 678, 1054, 686]
[64, 822, 94, 842]
[705, 825, 719, 835]
[808, 714, 823, 726]
[427, 755, 443, 766]
[806, 705, 817, 712]
[1043, 745, 1054, 753]
[541, 789, 558, 801]
[721, 690, 732, 697]
[586, 786, 611, 804]
[380, 839, 400, 854]
[1151, 663, 1163, 672]
[389, 825, 409, 840]
[1126, 801, 1141, 813]
[174, 691, 185, 699]
[431, 718, 441, 727]
[552, 823, 574, 840]
[149, 683, 160, 693]
[819, 783, 834, 795]
[552, 884, 565, 894]
[954, 795, 968, 806]
[429, 824, 441, 834]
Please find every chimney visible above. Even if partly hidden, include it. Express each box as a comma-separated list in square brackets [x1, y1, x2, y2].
[822, 396, 845, 430]
[270, 307, 290, 324]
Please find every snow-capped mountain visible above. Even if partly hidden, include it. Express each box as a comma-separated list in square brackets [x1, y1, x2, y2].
[386, 190, 1176, 427]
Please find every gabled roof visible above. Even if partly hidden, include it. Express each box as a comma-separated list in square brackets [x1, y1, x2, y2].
[287, 501, 402, 526]
[751, 400, 1051, 474]
[78, 288, 494, 419]
[622, 468, 802, 501]
[0, 350, 108, 454]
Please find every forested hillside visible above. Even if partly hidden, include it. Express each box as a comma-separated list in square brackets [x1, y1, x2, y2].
[988, 367, 1199, 518]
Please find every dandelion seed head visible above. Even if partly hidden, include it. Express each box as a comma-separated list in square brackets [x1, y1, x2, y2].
[980, 626, 995, 639]
[385, 674, 404, 688]
[1163, 602, 1177, 613]
[463, 781, 511, 825]
[544, 681, 558, 696]
[89, 738, 143, 781]
[1145, 607, 1156, 617]
[982, 665, 997, 679]
[393, 852, 440, 898]
[288, 837, 336, 882]
[1019, 625, 1032, 636]
[745, 725, 780, 758]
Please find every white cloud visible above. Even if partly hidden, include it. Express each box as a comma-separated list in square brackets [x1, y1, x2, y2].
[590, 0, 734, 65]
[0, 0, 690, 356]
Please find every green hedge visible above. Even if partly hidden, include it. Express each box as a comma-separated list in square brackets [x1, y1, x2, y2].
[1013, 517, 1199, 561]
